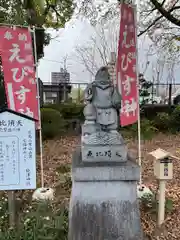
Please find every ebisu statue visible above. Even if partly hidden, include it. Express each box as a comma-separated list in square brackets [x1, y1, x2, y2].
[69, 66, 142, 240]
[81, 66, 128, 162]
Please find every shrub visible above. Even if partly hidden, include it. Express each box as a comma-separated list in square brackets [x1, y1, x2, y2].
[43, 103, 84, 121]
[0, 201, 68, 240]
[170, 105, 180, 132]
[41, 108, 67, 140]
[140, 192, 173, 215]
[123, 118, 157, 140]
[153, 112, 171, 132]
[59, 103, 84, 120]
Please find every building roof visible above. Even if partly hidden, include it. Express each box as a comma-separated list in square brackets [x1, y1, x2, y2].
[0, 108, 37, 122]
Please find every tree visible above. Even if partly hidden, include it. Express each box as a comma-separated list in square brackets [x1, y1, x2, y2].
[0, 0, 75, 59]
[77, 0, 180, 54]
[0, 0, 75, 107]
[74, 18, 119, 77]
[74, 0, 180, 81]
[139, 73, 153, 104]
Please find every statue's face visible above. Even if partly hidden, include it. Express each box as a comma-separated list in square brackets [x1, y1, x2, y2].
[95, 67, 110, 84]
[95, 78, 110, 85]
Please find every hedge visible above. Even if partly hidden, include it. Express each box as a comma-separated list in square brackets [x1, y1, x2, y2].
[41, 108, 67, 140]
[141, 104, 175, 119]
[43, 103, 174, 121]
[43, 103, 84, 121]
[40, 104, 180, 140]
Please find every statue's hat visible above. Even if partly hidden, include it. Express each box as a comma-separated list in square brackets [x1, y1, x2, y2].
[95, 66, 110, 81]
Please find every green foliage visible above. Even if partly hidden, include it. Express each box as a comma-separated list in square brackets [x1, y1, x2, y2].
[0, 0, 76, 107]
[151, 105, 180, 133]
[0, 0, 75, 60]
[0, 0, 74, 28]
[170, 105, 180, 132]
[41, 108, 67, 139]
[56, 165, 72, 193]
[139, 73, 153, 105]
[60, 173, 72, 192]
[39, 103, 180, 139]
[140, 193, 173, 215]
[56, 164, 71, 174]
[44, 103, 84, 121]
[141, 105, 174, 119]
[0, 200, 68, 240]
[124, 118, 157, 140]
[0, 196, 9, 229]
[153, 112, 171, 132]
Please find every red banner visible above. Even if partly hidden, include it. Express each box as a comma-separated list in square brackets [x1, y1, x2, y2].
[0, 27, 39, 121]
[117, 4, 138, 126]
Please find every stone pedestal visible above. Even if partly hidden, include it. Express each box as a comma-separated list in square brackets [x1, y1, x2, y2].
[68, 148, 143, 240]
[81, 131, 128, 162]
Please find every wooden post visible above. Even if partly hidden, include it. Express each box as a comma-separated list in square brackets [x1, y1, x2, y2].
[158, 180, 166, 226]
[8, 191, 16, 227]
[78, 84, 81, 103]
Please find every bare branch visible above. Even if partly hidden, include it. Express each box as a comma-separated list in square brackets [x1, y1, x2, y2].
[138, 15, 163, 37]
[150, 0, 180, 26]
[138, 4, 180, 37]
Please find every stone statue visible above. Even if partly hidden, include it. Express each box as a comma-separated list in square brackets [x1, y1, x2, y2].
[83, 66, 121, 133]
[81, 66, 128, 162]
[69, 66, 142, 240]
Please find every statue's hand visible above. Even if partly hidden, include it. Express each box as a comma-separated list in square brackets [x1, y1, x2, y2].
[112, 100, 121, 110]
[111, 87, 122, 110]
[84, 84, 93, 101]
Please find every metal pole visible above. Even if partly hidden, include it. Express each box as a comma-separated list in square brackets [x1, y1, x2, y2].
[168, 83, 172, 106]
[134, 3, 142, 185]
[63, 85, 66, 102]
[156, 70, 160, 97]
[32, 27, 44, 188]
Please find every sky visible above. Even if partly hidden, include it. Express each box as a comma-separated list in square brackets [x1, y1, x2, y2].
[38, 17, 180, 86]
[38, 19, 94, 84]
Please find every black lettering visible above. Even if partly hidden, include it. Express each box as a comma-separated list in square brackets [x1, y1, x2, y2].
[107, 150, 112, 158]
[99, 152, 103, 157]
[87, 151, 93, 157]
[8, 120, 15, 127]
[116, 152, 122, 157]
[16, 120, 23, 127]
[0, 120, 7, 127]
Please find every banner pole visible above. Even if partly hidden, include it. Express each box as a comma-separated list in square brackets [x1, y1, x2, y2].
[32, 27, 44, 188]
[134, 2, 142, 186]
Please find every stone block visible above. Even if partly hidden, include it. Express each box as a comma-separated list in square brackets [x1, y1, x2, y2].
[68, 148, 143, 240]
[69, 181, 142, 240]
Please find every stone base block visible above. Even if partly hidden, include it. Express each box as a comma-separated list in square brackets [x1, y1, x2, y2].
[69, 181, 143, 240]
[69, 148, 142, 240]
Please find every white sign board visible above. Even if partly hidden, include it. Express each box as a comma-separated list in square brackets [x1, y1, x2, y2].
[0, 110, 36, 190]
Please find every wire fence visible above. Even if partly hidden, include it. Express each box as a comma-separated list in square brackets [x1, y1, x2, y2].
[42, 81, 180, 105]
[146, 83, 180, 105]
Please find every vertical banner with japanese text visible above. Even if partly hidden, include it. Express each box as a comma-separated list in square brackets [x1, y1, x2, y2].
[0, 27, 39, 121]
[117, 4, 138, 126]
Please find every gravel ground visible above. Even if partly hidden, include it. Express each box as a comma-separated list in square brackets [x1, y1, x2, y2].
[40, 133, 180, 240]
